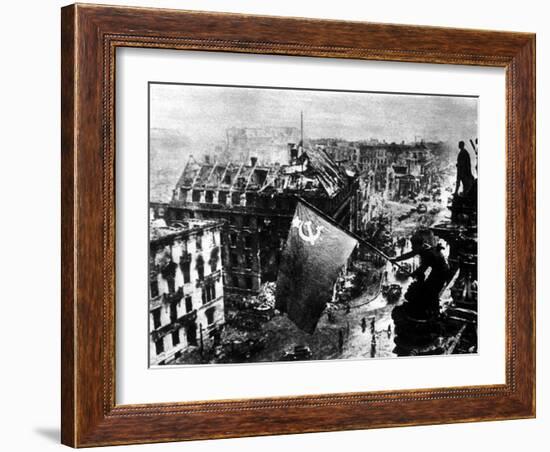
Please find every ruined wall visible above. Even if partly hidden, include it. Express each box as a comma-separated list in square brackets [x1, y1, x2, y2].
[223, 127, 300, 165]
[149, 226, 225, 365]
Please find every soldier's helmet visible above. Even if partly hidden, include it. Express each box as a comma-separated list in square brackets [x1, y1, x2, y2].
[410, 228, 436, 252]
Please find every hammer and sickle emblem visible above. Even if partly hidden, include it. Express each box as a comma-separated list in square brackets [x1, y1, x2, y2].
[295, 220, 324, 245]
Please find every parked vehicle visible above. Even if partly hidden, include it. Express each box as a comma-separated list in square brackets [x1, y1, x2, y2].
[280, 345, 313, 361]
[226, 337, 266, 361]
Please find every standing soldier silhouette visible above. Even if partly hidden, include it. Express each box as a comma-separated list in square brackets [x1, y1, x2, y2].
[454, 140, 475, 196]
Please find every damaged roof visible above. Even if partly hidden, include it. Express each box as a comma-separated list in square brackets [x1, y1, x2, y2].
[301, 146, 347, 197]
[174, 146, 350, 198]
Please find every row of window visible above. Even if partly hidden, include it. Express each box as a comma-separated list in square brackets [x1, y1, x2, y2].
[229, 274, 255, 291]
[229, 252, 255, 269]
[150, 250, 219, 298]
[151, 286, 217, 331]
[228, 232, 253, 248]
[153, 306, 216, 357]
[184, 188, 293, 211]
[152, 265, 256, 298]
[154, 331, 179, 356]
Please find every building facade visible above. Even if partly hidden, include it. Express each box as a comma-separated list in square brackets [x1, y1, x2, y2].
[354, 141, 437, 201]
[220, 126, 301, 165]
[149, 218, 225, 366]
[151, 145, 358, 297]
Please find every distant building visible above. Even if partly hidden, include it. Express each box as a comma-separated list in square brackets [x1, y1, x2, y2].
[151, 145, 358, 297]
[149, 218, 225, 366]
[220, 126, 301, 165]
[322, 141, 359, 165]
[355, 141, 437, 200]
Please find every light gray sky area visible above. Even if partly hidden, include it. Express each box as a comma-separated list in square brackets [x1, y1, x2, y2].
[149, 83, 478, 202]
[150, 83, 478, 149]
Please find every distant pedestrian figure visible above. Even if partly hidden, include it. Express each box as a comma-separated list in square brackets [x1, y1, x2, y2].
[370, 334, 377, 358]
[454, 141, 474, 196]
[361, 317, 367, 333]
[370, 317, 376, 335]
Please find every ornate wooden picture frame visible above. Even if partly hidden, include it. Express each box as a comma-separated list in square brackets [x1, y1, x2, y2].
[61, 3, 535, 447]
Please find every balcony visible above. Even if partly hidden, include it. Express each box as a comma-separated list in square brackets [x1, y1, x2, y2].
[149, 294, 163, 311]
[195, 269, 222, 287]
[175, 310, 197, 328]
[163, 287, 183, 304]
[150, 310, 197, 343]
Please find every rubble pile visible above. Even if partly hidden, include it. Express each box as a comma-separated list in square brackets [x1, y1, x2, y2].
[226, 282, 277, 332]
[257, 282, 276, 309]
[214, 328, 266, 363]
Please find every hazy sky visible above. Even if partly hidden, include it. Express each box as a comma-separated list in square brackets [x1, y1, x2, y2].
[150, 83, 478, 147]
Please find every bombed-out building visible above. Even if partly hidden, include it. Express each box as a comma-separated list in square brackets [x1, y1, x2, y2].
[311, 139, 359, 165]
[149, 218, 225, 366]
[151, 144, 358, 297]
[219, 126, 301, 165]
[355, 142, 437, 200]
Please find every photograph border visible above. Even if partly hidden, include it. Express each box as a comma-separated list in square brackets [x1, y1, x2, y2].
[61, 4, 535, 447]
[146, 80, 481, 368]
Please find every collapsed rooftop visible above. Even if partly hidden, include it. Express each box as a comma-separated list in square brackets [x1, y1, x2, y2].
[172, 145, 353, 204]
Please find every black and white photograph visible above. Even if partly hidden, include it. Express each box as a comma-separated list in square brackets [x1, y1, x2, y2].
[148, 82, 479, 366]
[1, 0, 542, 450]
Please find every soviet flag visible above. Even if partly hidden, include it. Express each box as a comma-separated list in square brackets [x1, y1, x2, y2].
[275, 200, 358, 334]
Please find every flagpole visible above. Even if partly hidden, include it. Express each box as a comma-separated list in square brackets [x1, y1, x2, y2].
[295, 196, 411, 274]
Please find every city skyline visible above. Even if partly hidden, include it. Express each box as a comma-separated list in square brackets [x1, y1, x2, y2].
[150, 83, 478, 153]
[149, 82, 479, 366]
